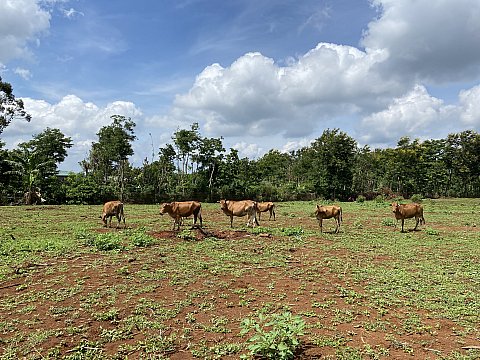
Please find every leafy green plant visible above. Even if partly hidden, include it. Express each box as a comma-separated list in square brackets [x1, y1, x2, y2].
[82, 232, 124, 251]
[177, 229, 196, 241]
[280, 227, 304, 236]
[240, 311, 305, 360]
[356, 195, 366, 203]
[410, 194, 423, 203]
[129, 229, 155, 247]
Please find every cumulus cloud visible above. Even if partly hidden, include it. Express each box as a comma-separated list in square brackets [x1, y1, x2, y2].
[357, 85, 468, 147]
[0, 0, 51, 63]
[170, 44, 402, 139]
[361, 0, 480, 83]
[459, 85, 480, 126]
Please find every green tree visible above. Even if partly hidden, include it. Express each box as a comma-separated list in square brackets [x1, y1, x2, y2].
[309, 129, 357, 200]
[172, 123, 200, 195]
[0, 76, 31, 134]
[86, 115, 136, 201]
[5, 146, 55, 204]
[4, 128, 72, 204]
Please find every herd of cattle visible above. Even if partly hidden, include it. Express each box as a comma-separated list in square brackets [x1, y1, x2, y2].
[101, 199, 426, 233]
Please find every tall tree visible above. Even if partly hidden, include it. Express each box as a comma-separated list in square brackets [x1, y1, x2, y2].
[309, 129, 357, 200]
[87, 115, 136, 200]
[0, 76, 31, 134]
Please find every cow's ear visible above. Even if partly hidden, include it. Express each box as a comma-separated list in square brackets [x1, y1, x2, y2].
[316, 205, 320, 209]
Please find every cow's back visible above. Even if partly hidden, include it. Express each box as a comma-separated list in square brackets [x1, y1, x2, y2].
[103, 200, 122, 215]
[229, 200, 255, 216]
[173, 201, 201, 217]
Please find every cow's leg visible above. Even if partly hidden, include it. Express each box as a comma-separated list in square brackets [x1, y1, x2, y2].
[319, 219, 323, 233]
[108, 216, 113, 228]
[414, 216, 419, 230]
[230, 216, 234, 227]
[115, 214, 120, 229]
[401, 219, 405, 232]
[335, 217, 340, 233]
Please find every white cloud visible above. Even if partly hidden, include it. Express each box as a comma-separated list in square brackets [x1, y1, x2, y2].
[170, 44, 403, 140]
[357, 85, 461, 146]
[62, 7, 84, 19]
[0, 0, 51, 63]
[14, 67, 32, 80]
[361, 0, 480, 83]
[232, 141, 264, 159]
[459, 85, 480, 126]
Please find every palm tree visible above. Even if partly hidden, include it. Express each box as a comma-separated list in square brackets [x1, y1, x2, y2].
[5, 147, 55, 204]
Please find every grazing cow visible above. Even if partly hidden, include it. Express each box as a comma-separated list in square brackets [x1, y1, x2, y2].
[159, 201, 203, 231]
[219, 199, 259, 227]
[102, 201, 126, 229]
[256, 201, 276, 221]
[315, 204, 342, 233]
[391, 202, 425, 232]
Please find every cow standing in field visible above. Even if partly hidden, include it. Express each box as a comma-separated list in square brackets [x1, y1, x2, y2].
[219, 200, 259, 228]
[315, 204, 342, 233]
[102, 201, 126, 229]
[256, 201, 276, 221]
[159, 201, 203, 231]
[391, 202, 425, 232]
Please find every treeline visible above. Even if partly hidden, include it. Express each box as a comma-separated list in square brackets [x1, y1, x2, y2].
[1, 116, 480, 205]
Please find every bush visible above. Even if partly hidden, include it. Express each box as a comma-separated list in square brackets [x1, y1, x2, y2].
[410, 194, 423, 203]
[356, 195, 366, 203]
[240, 312, 305, 360]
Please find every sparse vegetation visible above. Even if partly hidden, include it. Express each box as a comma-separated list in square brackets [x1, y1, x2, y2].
[0, 199, 479, 358]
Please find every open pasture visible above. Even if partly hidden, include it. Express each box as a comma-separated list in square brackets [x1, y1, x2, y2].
[0, 199, 479, 359]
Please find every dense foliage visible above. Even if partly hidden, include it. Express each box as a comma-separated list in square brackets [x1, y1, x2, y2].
[2, 121, 480, 204]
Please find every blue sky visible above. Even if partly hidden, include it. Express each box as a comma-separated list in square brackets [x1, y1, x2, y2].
[1, 0, 480, 171]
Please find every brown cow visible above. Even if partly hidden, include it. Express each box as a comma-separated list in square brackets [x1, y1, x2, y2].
[159, 201, 202, 230]
[256, 201, 276, 221]
[102, 201, 126, 229]
[391, 202, 425, 232]
[315, 204, 342, 233]
[219, 199, 259, 227]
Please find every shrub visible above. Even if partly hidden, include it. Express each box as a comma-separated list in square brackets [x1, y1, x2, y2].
[410, 194, 423, 203]
[240, 312, 305, 360]
[356, 195, 366, 203]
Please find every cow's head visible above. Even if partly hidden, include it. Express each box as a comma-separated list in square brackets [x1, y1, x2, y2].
[391, 202, 400, 213]
[159, 202, 172, 215]
[315, 205, 325, 217]
[219, 199, 227, 210]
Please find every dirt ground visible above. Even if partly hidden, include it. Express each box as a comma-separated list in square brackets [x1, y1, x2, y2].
[1, 219, 478, 359]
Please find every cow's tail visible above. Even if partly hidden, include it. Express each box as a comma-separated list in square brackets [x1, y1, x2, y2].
[120, 203, 126, 227]
[198, 205, 203, 228]
[339, 207, 343, 224]
[253, 202, 260, 226]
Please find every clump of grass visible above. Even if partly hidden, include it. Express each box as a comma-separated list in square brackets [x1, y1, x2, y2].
[177, 229, 197, 241]
[85, 233, 125, 251]
[381, 218, 396, 227]
[280, 227, 304, 236]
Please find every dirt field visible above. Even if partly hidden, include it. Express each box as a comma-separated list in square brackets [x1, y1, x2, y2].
[0, 200, 479, 359]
